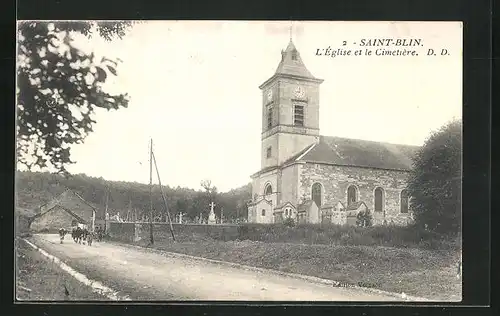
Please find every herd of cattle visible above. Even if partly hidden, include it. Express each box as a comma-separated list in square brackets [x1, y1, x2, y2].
[58, 226, 105, 246]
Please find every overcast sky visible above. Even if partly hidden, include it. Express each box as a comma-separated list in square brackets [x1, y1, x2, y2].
[20, 21, 462, 192]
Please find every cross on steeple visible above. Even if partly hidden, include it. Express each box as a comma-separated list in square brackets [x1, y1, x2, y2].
[289, 21, 293, 41]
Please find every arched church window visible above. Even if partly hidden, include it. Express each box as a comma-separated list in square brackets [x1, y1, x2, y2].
[312, 183, 322, 208]
[264, 184, 273, 196]
[347, 185, 358, 205]
[291, 50, 298, 61]
[400, 189, 409, 213]
[374, 187, 385, 212]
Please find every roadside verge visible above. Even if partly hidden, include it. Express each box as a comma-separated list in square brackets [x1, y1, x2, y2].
[20, 238, 131, 301]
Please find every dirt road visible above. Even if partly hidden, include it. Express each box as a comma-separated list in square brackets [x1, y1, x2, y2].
[28, 234, 402, 301]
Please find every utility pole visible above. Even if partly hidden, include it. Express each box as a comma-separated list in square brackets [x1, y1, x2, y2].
[104, 188, 109, 233]
[152, 151, 176, 241]
[128, 198, 132, 222]
[149, 138, 154, 245]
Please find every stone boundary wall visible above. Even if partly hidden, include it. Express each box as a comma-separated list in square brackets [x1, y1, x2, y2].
[107, 221, 241, 243]
[105, 221, 451, 250]
[108, 222, 137, 243]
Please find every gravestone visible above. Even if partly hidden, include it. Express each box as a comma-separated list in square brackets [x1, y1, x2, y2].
[208, 202, 216, 224]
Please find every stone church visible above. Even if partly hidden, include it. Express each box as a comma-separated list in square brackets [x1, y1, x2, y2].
[247, 39, 419, 226]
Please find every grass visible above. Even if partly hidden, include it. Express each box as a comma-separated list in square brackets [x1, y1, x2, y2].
[136, 222, 461, 251]
[15, 239, 108, 301]
[126, 237, 462, 301]
[236, 223, 461, 251]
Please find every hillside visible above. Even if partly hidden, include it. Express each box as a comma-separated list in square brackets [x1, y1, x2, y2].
[15, 171, 252, 222]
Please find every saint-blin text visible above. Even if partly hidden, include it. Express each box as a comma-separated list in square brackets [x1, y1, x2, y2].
[315, 38, 450, 59]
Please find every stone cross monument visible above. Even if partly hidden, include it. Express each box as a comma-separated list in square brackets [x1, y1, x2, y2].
[208, 202, 216, 224]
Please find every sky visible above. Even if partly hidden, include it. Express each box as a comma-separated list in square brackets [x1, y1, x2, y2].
[20, 21, 463, 192]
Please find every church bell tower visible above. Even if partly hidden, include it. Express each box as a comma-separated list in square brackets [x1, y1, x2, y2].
[259, 39, 324, 169]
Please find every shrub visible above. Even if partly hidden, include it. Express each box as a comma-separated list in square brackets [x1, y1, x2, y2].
[356, 211, 373, 227]
[283, 217, 296, 228]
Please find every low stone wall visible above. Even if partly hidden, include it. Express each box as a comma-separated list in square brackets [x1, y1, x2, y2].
[139, 223, 240, 242]
[108, 222, 137, 243]
[105, 221, 446, 250]
[107, 222, 241, 243]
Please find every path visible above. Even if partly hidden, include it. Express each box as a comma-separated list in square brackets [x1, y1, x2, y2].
[28, 234, 402, 301]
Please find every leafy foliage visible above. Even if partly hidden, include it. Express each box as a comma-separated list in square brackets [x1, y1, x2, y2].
[283, 217, 296, 228]
[16, 171, 251, 222]
[407, 119, 462, 235]
[16, 21, 132, 174]
[356, 210, 373, 227]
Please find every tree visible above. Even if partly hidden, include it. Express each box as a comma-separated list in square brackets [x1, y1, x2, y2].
[189, 193, 207, 221]
[176, 199, 187, 215]
[17, 21, 133, 174]
[200, 179, 218, 200]
[407, 119, 462, 234]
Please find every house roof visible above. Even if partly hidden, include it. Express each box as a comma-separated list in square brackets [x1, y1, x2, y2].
[345, 201, 368, 211]
[297, 200, 315, 213]
[15, 207, 37, 218]
[40, 189, 99, 213]
[251, 165, 279, 178]
[251, 135, 419, 178]
[274, 201, 295, 210]
[32, 204, 88, 224]
[31, 188, 98, 223]
[285, 135, 419, 171]
[247, 197, 272, 207]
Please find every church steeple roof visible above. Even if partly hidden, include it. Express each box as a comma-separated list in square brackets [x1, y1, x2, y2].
[260, 38, 322, 89]
[274, 39, 317, 79]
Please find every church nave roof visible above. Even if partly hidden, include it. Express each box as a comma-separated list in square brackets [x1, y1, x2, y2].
[286, 135, 420, 171]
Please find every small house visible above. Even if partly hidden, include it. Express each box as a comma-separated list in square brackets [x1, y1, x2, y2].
[29, 189, 97, 232]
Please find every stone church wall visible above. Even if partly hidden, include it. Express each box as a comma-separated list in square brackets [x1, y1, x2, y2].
[251, 169, 279, 201]
[249, 168, 278, 223]
[261, 135, 279, 169]
[280, 164, 299, 205]
[298, 163, 412, 225]
[276, 133, 318, 165]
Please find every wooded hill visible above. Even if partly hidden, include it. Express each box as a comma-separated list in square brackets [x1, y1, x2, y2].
[16, 171, 252, 222]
